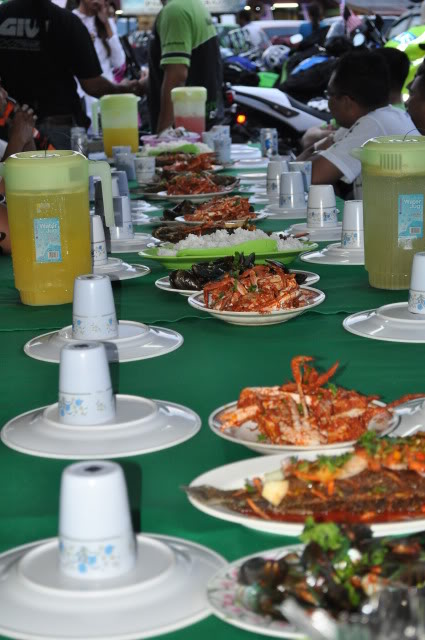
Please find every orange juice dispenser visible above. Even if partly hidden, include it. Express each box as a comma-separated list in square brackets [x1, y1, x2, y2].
[352, 136, 425, 290]
[0, 150, 114, 305]
[92, 95, 140, 157]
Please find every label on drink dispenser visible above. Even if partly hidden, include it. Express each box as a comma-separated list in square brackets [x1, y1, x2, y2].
[34, 217, 62, 263]
[398, 194, 423, 246]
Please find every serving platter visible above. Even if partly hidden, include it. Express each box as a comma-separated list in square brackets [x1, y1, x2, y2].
[187, 450, 425, 537]
[187, 286, 325, 326]
[208, 399, 391, 453]
[156, 187, 236, 204]
[138, 241, 318, 271]
[174, 211, 269, 225]
[154, 269, 320, 298]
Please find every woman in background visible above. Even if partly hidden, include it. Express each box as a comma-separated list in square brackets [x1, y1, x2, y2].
[73, 0, 126, 121]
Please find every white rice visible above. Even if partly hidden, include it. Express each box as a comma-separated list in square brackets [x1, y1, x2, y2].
[157, 228, 304, 256]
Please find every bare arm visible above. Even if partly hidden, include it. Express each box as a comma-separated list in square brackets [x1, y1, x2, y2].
[3, 106, 36, 161]
[156, 64, 188, 133]
[0, 204, 11, 255]
[311, 154, 343, 185]
[80, 76, 146, 98]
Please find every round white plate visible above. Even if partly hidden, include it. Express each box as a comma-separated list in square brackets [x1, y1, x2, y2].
[131, 201, 161, 213]
[110, 233, 157, 254]
[174, 211, 268, 225]
[208, 399, 390, 455]
[239, 184, 267, 194]
[156, 189, 235, 204]
[93, 261, 150, 281]
[208, 545, 303, 639]
[248, 195, 270, 205]
[156, 270, 320, 298]
[239, 173, 267, 183]
[301, 242, 365, 265]
[231, 144, 262, 161]
[233, 158, 269, 169]
[1, 396, 201, 459]
[187, 450, 425, 537]
[0, 534, 226, 640]
[187, 286, 325, 326]
[263, 203, 307, 220]
[24, 321, 183, 364]
[288, 222, 342, 241]
[343, 302, 425, 343]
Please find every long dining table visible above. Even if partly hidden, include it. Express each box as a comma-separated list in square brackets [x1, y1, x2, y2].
[0, 170, 421, 640]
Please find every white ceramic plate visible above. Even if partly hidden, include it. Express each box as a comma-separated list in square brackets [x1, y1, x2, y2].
[155, 270, 320, 298]
[231, 144, 262, 161]
[110, 233, 157, 254]
[343, 302, 425, 343]
[131, 201, 161, 213]
[187, 286, 325, 326]
[233, 158, 269, 169]
[24, 321, 183, 364]
[248, 195, 271, 205]
[208, 399, 390, 454]
[301, 242, 365, 265]
[93, 261, 150, 281]
[263, 203, 307, 220]
[188, 450, 425, 537]
[207, 545, 303, 639]
[1, 396, 201, 459]
[288, 222, 342, 241]
[0, 534, 226, 640]
[157, 188, 236, 204]
[239, 172, 267, 183]
[174, 211, 269, 225]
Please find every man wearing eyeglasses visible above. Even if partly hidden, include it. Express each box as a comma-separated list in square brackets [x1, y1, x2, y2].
[297, 50, 417, 197]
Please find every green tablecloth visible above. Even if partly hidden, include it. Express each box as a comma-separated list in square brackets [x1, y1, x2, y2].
[0, 189, 420, 640]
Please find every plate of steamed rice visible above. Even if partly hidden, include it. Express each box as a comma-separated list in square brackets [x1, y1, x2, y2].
[138, 228, 318, 270]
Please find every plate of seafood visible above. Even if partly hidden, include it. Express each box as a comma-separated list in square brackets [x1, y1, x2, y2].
[209, 355, 399, 452]
[157, 174, 240, 203]
[160, 195, 258, 225]
[187, 267, 325, 325]
[184, 432, 425, 536]
[154, 255, 320, 297]
[207, 520, 425, 638]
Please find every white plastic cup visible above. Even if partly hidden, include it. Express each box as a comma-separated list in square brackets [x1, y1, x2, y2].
[110, 196, 134, 241]
[307, 184, 337, 227]
[408, 252, 425, 314]
[111, 175, 120, 198]
[214, 136, 232, 164]
[114, 152, 136, 181]
[58, 342, 115, 426]
[279, 171, 305, 209]
[58, 461, 136, 580]
[111, 170, 130, 197]
[342, 200, 364, 248]
[72, 274, 118, 340]
[201, 131, 216, 149]
[267, 159, 289, 200]
[134, 156, 156, 186]
[90, 215, 107, 267]
[289, 161, 312, 191]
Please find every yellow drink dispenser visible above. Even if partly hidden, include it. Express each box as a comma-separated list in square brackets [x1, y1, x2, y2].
[352, 136, 425, 290]
[0, 151, 114, 305]
[92, 95, 139, 157]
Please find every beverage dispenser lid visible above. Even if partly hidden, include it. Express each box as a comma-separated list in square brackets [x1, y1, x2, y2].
[171, 87, 207, 102]
[2, 150, 89, 192]
[352, 135, 425, 173]
[100, 94, 139, 105]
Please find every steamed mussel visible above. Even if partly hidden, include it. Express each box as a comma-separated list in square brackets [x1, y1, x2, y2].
[162, 200, 195, 221]
[169, 253, 256, 291]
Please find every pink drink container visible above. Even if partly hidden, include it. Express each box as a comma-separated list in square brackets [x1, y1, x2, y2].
[171, 87, 207, 134]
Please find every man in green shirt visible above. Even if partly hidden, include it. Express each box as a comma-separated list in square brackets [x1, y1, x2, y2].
[148, 0, 223, 133]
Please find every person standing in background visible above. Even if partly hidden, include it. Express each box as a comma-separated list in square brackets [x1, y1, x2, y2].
[73, 0, 126, 121]
[148, 0, 223, 133]
[299, 3, 324, 39]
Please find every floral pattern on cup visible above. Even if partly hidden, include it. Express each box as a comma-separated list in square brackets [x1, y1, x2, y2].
[342, 230, 363, 249]
[72, 313, 118, 340]
[308, 207, 338, 228]
[59, 534, 136, 577]
[408, 289, 425, 314]
[266, 179, 278, 195]
[91, 241, 107, 266]
[279, 193, 305, 209]
[58, 388, 114, 424]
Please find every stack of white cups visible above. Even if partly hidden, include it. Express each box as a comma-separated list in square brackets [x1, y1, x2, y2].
[408, 252, 425, 314]
[90, 215, 108, 267]
[110, 196, 134, 241]
[279, 171, 305, 210]
[341, 200, 364, 249]
[266, 159, 289, 201]
[307, 185, 338, 228]
[59, 460, 136, 579]
[72, 274, 118, 340]
[134, 156, 156, 186]
[289, 160, 312, 192]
